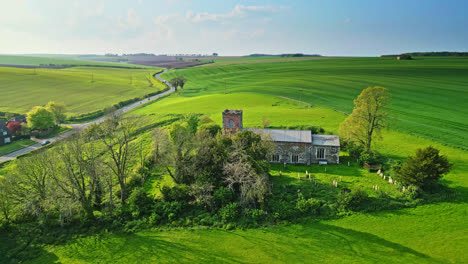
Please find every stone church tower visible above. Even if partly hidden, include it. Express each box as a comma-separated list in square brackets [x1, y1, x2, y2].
[222, 109, 243, 134]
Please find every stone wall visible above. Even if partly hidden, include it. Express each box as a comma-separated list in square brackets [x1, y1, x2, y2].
[222, 110, 243, 134]
[271, 142, 312, 164]
[311, 145, 340, 164]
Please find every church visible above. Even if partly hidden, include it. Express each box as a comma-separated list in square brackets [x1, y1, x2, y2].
[222, 109, 340, 164]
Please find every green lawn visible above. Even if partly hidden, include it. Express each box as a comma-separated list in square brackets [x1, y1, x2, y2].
[0, 139, 36, 155]
[0, 66, 165, 116]
[32, 204, 465, 263]
[162, 56, 468, 149]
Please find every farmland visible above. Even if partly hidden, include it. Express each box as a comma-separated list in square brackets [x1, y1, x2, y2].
[27, 91, 468, 263]
[162, 56, 468, 149]
[1, 57, 467, 264]
[0, 66, 165, 116]
[0, 54, 151, 68]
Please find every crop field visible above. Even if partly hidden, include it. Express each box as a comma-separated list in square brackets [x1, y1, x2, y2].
[0, 66, 165, 116]
[162, 57, 468, 149]
[0, 55, 150, 68]
[30, 92, 468, 263]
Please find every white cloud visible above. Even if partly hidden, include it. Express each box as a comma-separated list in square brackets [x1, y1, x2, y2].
[117, 8, 142, 32]
[187, 4, 287, 23]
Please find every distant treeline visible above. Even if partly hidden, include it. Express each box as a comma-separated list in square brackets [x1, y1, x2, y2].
[381, 52, 468, 57]
[123, 53, 156, 57]
[248, 53, 321, 57]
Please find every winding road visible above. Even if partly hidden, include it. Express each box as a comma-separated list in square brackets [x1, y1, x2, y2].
[0, 70, 174, 163]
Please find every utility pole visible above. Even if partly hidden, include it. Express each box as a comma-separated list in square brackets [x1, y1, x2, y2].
[299, 88, 302, 107]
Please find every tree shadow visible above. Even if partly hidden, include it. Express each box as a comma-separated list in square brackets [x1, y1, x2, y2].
[226, 222, 439, 263]
[0, 225, 59, 264]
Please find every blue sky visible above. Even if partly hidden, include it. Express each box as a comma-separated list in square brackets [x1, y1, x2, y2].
[1, 0, 467, 56]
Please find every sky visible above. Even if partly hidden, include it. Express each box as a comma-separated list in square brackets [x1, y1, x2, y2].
[1, 0, 467, 56]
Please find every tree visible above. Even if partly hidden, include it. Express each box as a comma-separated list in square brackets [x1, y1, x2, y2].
[223, 130, 273, 208]
[394, 146, 452, 189]
[0, 177, 12, 221]
[27, 106, 55, 131]
[54, 134, 103, 221]
[46, 101, 67, 124]
[94, 114, 138, 203]
[339, 87, 390, 153]
[262, 116, 271, 128]
[169, 76, 188, 92]
[6, 122, 22, 136]
[8, 152, 57, 218]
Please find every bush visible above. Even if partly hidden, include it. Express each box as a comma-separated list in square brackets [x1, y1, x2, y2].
[359, 151, 385, 166]
[269, 199, 296, 221]
[295, 194, 321, 215]
[161, 184, 192, 202]
[336, 185, 368, 211]
[219, 203, 240, 223]
[343, 141, 364, 160]
[127, 187, 154, 218]
[244, 208, 264, 222]
[153, 201, 185, 223]
[393, 146, 452, 189]
[213, 187, 234, 208]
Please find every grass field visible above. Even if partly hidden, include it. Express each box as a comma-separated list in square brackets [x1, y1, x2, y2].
[0, 139, 36, 155]
[0, 66, 165, 116]
[30, 203, 465, 264]
[29, 92, 468, 263]
[162, 56, 468, 149]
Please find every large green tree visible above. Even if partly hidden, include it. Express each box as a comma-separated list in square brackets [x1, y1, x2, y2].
[27, 106, 55, 131]
[46, 101, 67, 125]
[339, 86, 390, 153]
[394, 146, 452, 189]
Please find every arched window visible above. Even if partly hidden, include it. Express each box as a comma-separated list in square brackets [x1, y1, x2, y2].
[229, 119, 235, 128]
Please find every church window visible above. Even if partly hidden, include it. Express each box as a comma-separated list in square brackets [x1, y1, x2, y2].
[272, 154, 280, 162]
[229, 119, 235, 128]
[317, 148, 325, 159]
[292, 155, 299, 163]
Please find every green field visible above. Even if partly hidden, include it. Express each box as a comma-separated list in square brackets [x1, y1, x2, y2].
[0, 55, 149, 68]
[0, 66, 165, 116]
[162, 56, 468, 149]
[28, 91, 468, 263]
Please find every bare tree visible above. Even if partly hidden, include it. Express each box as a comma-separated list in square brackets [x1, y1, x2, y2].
[54, 134, 103, 221]
[189, 182, 214, 209]
[9, 152, 57, 217]
[95, 114, 139, 203]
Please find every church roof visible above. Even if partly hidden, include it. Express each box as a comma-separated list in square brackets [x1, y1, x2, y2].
[244, 128, 312, 143]
[312, 135, 340, 146]
[223, 109, 242, 115]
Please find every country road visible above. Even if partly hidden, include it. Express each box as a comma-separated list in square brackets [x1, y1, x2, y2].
[0, 69, 174, 163]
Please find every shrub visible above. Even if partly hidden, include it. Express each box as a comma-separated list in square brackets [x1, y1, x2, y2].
[244, 208, 264, 222]
[127, 187, 154, 218]
[269, 199, 296, 221]
[161, 184, 191, 202]
[359, 151, 385, 165]
[219, 202, 240, 223]
[343, 142, 364, 160]
[295, 194, 321, 215]
[213, 187, 234, 208]
[336, 185, 368, 211]
[153, 201, 185, 223]
[393, 146, 452, 189]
